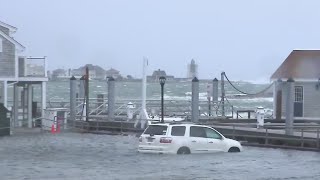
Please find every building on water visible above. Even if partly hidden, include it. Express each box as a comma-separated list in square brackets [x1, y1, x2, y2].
[271, 49, 320, 120]
[0, 20, 48, 128]
[147, 69, 174, 82]
[106, 68, 122, 80]
[187, 59, 198, 79]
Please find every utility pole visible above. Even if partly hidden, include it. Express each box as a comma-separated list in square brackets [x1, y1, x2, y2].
[221, 72, 225, 117]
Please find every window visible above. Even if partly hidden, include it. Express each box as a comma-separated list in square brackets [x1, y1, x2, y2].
[204, 128, 222, 139]
[294, 86, 303, 102]
[171, 126, 186, 136]
[143, 125, 168, 135]
[190, 126, 222, 139]
[0, 38, 2, 52]
[190, 126, 207, 138]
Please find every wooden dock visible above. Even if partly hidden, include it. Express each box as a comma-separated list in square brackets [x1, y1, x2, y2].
[70, 119, 320, 152]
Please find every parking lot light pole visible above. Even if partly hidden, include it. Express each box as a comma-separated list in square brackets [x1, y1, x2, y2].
[159, 76, 166, 123]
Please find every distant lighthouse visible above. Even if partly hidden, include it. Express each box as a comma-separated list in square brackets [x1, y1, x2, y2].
[187, 59, 198, 79]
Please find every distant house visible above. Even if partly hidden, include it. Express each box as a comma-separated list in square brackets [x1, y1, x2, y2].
[52, 69, 67, 79]
[147, 69, 174, 82]
[271, 50, 320, 120]
[106, 68, 122, 80]
[73, 64, 106, 80]
[126, 75, 134, 80]
[89, 69, 97, 79]
[71, 69, 82, 77]
[0, 20, 48, 128]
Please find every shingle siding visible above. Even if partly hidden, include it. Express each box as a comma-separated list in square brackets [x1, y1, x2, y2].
[281, 81, 320, 118]
[0, 34, 15, 77]
[302, 82, 320, 117]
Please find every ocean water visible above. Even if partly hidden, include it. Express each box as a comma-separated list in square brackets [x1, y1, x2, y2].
[5, 80, 274, 117]
[47, 80, 273, 109]
[1, 81, 318, 180]
[1, 132, 319, 180]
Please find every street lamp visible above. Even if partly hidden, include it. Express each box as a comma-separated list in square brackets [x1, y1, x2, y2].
[159, 76, 166, 123]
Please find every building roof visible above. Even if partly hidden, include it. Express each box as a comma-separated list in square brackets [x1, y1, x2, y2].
[106, 68, 120, 73]
[0, 21, 25, 51]
[0, 21, 17, 33]
[52, 69, 66, 74]
[152, 69, 167, 77]
[271, 50, 320, 80]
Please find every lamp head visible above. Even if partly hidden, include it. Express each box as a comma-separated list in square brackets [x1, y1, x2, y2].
[159, 76, 166, 85]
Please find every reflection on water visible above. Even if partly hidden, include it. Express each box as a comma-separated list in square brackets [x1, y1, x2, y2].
[0, 132, 320, 180]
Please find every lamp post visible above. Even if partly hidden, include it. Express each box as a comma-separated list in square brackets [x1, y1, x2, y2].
[159, 76, 166, 123]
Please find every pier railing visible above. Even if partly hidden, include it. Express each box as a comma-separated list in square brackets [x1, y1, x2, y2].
[46, 98, 235, 118]
[63, 119, 320, 151]
[18, 57, 47, 77]
[203, 122, 320, 151]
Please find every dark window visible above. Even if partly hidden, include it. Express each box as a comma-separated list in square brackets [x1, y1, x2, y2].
[190, 126, 207, 138]
[294, 86, 303, 117]
[294, 86, 303, 102]
[143, 125, 168, 135]
[204, 128, 222, 139]
[171, 126, 186, 136]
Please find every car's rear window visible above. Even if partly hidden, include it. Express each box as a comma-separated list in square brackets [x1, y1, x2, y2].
[143, 125, 168, 135]
[171, 126, 186, 136]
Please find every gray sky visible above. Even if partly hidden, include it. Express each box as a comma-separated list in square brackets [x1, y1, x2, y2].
[1, 0, 320, 82]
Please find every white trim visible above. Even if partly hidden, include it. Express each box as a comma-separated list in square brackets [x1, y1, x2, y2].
[18, 77, 48, 82]
[15, 50, 18, 78]
[0, 30, 25, 51]
[13, 84, 20, 127]
[0, 21, 17, 34]
[44, 56, 48, 77]
[293, 49, 320, 51]
[0, 77, 17, 81]
[294, 85, 304, 118]
[281, 116, 320, 121]
[295, 117, 320, 121]
[0, 37, 2, 52]
[41, 82, 47, 118]
[27, 84, 32, 128]
[273, 83, 276, 119]
[3, 80, 7, 108]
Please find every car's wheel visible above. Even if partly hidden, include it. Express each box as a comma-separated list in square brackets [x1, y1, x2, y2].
[177, 147, 191, 154]
[228, 147, 240, 153]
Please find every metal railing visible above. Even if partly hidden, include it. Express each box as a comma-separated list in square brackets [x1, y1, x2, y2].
[18, 57, 46, 77]
[8, 97, 240, 122]
[207, 123, 320, 150]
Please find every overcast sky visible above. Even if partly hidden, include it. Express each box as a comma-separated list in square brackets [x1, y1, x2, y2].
[1, 0, 320, 82]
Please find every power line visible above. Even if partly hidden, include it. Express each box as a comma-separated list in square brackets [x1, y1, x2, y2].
[224, 73, 274, 96]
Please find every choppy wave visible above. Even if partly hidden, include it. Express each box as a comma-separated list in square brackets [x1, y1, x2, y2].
[1, 133, 320, 180]
[32, 81, 275, 110]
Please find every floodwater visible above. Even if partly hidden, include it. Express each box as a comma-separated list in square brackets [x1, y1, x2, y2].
[0, 132, 320, 180]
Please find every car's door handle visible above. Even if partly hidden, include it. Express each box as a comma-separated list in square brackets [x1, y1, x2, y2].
[192, 140, 196, 142]
[208, 141, 213, 143]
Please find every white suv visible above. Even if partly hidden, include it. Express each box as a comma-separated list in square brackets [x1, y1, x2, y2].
[138, 123, 242, 154]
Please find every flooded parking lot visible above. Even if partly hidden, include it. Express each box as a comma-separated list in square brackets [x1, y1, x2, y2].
[0, 132, 320, 180]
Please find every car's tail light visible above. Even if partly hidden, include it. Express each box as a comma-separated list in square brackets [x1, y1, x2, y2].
[139, 137, 142, 142]
[160, 137, 172, 143]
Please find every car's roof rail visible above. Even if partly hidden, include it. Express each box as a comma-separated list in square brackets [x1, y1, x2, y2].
[149, 121, 169, 125]
[169, 121, 195, 125]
